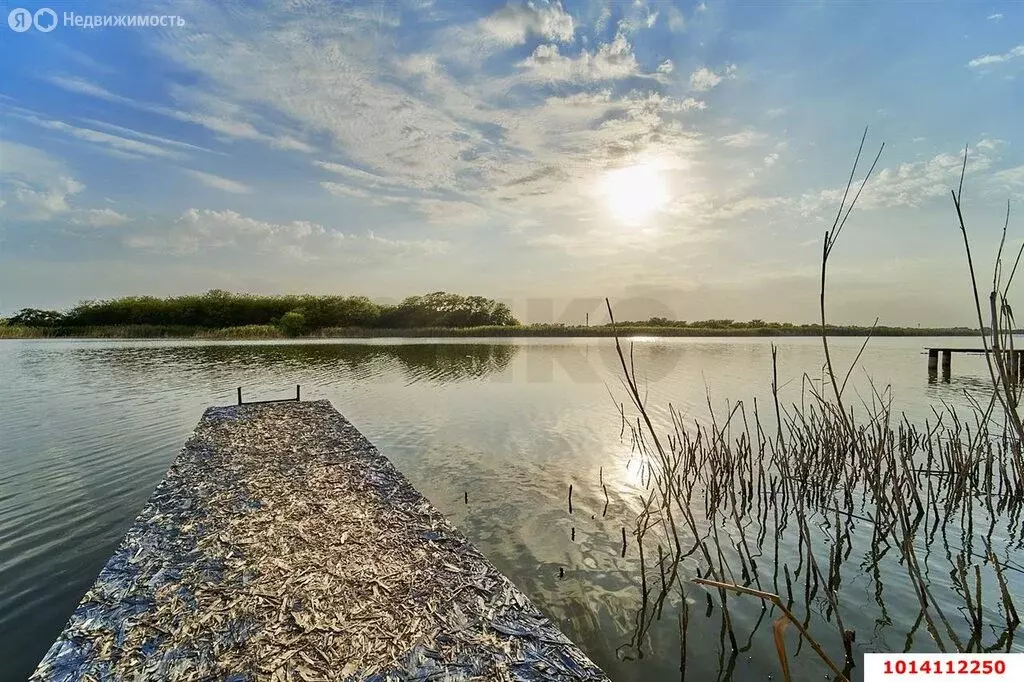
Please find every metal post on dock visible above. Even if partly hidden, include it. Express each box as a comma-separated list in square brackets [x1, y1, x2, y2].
[941, 350, 951, 381]
[237, 387, 242, 405]
[928, 349, 939, 377]
[296, 384, 301, 401]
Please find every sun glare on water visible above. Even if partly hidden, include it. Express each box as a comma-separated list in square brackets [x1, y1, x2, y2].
[602, 164, 670, 225]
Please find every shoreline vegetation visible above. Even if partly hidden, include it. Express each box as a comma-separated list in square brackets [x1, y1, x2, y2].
[0, 322, 981, 340]
[0, 289, 979, 340]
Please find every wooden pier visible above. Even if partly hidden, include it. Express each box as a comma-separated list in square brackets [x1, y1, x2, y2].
[30, 399, 607, 681]
[926, 347, 1024, 380]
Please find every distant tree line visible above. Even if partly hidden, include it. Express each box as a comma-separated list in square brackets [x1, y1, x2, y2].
[616, 317, 974, 333]
[0, 295, 978, 337]
[1, 290, 518, 336]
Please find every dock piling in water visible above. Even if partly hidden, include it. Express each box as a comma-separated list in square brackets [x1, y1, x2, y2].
[923, 347, 1024, 381]
[30, 400, 607, 681]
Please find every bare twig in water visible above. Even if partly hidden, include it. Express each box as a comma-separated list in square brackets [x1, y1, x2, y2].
[693, 578, 848, 682]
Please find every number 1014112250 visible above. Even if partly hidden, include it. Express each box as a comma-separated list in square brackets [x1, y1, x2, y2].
[887, 660, 1005, 675]
[864, 654, 1021, 680]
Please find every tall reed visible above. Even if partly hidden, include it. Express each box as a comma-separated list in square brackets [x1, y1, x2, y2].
[604, 134, 1024, 681]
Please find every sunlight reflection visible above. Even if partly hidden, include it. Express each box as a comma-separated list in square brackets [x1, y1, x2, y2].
[618, 444, 653, 497]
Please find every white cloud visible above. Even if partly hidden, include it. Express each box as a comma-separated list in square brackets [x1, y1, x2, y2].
[124, 209, 324, 256]
[321, 180, 484, 226]
[6, 177, 85, 220]
[516, 34, 644, 83]
[478, 1, 575, 45]
[437, 1, 575, 67]
[47, 75, 121, 100]
[865, 150, 995, 208]
[7, 101, 204, 175]
[988, 13, 1003, 21]
[10, 110, 185, 160]
[719, 129, 768, 148]
[166, 88, 317, 153]
[80, 119, 222, 155]
[320, 181, 375, 200]
[666, 6, 685, 31]
[184, 169, 253, 194]
[47, 76, 314, 154]
[53, 45, 115, 74]
[317, 161, 441, 209]
[704, 196, 789, 221]
[0, 141, 86, 221]
[968, 44, 1024, 68]
[994, 165, 1024, 189]
[492, 90, 703, 204]
[69, 208, 131, 227]
[798, 143, 1000, 213]
[1, 154, 130, 227]
[143, 16, 485, 192]
[690, 64, 736, 91]
[366, 230, 449, 255]
[670, 141, 1005, 227]
[123, 208, 450, 260]
[316, 161, 409, 191]
[413, 199, 487, 226]
[690, 67, 721, 91]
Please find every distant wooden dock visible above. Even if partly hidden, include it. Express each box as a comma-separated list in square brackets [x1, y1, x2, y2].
[30, 399, 607, 681]
[926, 347, 1024, 379]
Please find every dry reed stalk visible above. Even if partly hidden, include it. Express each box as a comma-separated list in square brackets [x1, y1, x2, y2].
[692, 578, 849, 682]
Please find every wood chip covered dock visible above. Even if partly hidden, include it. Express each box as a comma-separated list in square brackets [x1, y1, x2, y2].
[30, 400, 608, 681]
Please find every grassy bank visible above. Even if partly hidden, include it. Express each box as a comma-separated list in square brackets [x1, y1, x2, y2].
[0, 323, 981, 340]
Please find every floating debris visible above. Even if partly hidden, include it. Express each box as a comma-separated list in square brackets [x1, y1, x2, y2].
[31, 400, 608, 681]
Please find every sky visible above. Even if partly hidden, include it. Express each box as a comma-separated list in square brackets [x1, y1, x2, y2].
[0, 0, 1022, 325]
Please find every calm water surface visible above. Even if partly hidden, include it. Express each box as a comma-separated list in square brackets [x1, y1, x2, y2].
[0, 337, 1012, 681]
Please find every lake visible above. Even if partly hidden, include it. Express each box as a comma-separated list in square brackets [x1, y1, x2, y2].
[0, 336, 1017, 681]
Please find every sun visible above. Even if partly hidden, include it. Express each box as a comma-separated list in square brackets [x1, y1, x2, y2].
[601, 164, 670, 225]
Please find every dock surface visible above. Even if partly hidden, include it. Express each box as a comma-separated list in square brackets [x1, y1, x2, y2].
[31, 400, 607, 681]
